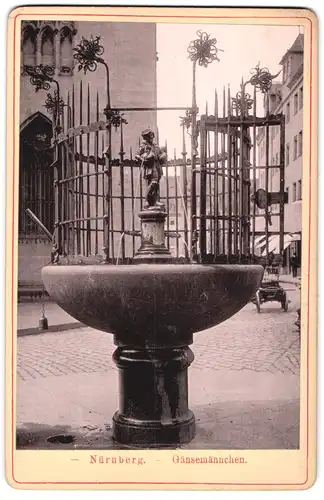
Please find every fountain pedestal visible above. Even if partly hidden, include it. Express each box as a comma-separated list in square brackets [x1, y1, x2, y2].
[112, 346, 195, 447]
[114, 205, 195, 445]
[132, 206, 172, 263]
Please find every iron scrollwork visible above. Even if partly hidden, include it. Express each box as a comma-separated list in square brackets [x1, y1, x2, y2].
[23, 64, 54, 92]
[187, 30, 222, 67]
[73, 35, 105, 73]
[103, 108, 128, 131]
[73, 34, 111, 111]
[44, 91, 65, 116]
[248, 63, 281, 94]
[187, 30, 221, 166]
[231, 92, 253, 116]
[179, 109, 198, 153]
[232, 63, 281, 117]
[180, 110, 193, 130]
[192, 122, 199, 157]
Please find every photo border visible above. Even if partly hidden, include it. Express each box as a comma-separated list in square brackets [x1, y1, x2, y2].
[5, 5, 318, 490]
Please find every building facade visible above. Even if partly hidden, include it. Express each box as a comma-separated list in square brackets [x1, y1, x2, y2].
[257, 34, 303, 272]
[19, 20, 157, 292]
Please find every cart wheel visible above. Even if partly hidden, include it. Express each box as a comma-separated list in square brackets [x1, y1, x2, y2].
[255, 292, 261, 313]
[281, 296, 289, 312]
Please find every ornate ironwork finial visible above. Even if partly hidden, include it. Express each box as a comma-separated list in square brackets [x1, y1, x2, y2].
[73, 35, 105, 73]
[180, 110, 193, 130]
[232, 92, 253, 116]
[103, 109, 128, 131]
[22, 64, 54, 92]
[187, 30, 223, 67]
[44, 91, 65, 116]
[248, 63, 281, 94]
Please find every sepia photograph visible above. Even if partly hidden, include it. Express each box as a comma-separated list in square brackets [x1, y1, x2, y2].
[6, 5, 317, 490]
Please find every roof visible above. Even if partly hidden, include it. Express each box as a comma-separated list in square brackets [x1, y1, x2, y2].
[279, 34, 304, 64]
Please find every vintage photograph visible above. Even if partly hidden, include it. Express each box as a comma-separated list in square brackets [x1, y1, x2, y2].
[16, 18, 303, 453]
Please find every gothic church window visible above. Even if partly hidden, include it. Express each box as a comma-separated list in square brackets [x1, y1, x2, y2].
[22, 25, 36, 67]
[59, 26, 73, 74]
[41, 27, 55, 70]
[21, 22, 76, 75]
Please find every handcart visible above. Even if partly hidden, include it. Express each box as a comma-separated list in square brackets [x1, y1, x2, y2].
[251, 264, 289, 313]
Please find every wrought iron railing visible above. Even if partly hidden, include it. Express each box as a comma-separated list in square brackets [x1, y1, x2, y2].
[22, 31, 286, 265]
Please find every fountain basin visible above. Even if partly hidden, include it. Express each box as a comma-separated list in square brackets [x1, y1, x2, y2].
[42, 264, 263, 348]
[42, 263, 263, 447]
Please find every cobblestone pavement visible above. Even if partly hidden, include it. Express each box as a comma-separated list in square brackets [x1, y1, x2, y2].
[17, 286, 300, 381]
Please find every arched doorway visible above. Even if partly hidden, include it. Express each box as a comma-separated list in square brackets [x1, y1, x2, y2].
[19, 112, 54, 296]
[19, 112, 54, 236]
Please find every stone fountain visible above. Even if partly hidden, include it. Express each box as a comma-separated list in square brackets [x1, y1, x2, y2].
[42, 128, 263, 448]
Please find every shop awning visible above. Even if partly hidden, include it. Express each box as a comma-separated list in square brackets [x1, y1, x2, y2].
[260, 234, 298, 256]
[252, 233, 300, 255]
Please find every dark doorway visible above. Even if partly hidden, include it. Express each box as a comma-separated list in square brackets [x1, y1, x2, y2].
[19, 112, 54, 237]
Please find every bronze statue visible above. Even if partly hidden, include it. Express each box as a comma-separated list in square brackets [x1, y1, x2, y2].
[135, 128, 167, 209]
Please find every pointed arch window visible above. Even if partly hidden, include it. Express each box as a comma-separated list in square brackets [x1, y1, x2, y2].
[41, 27, 55, 70]
[59, 26, 73, 74]
[22, 25, 36, 67]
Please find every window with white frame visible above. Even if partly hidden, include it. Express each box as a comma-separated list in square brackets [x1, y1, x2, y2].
[282, 64, 286, 82]
[299, 86, 303, 110]
[286, 102, 290, 123]
[294, 92, 298, 114]
[293, 182, 297, 202]
[298, 131, 303, 157]
[293, 136, 298, 160]
[285, 143, 290, 166]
